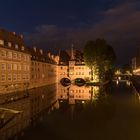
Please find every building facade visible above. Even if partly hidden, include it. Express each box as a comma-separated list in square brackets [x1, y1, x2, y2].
[0, 29, 31, 94]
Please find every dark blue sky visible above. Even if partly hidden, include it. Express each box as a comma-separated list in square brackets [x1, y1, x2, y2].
[0, 0, 140, 64]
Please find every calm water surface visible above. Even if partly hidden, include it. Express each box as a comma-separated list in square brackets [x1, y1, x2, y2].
[19, 82, 140, 140]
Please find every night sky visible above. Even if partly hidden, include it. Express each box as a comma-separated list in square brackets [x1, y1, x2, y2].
[0, 0, 140, 65]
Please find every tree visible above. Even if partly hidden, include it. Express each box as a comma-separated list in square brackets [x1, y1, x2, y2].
[84, 39, 116, 81]
[83, 41, 97, 80]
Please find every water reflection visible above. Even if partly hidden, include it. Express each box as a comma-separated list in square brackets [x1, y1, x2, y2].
[0, 84, 57, 140]
[1, 82, 140, 140]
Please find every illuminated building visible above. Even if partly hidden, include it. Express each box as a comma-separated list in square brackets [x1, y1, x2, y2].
[57, 47, 99, 83]
[0, 29, 31, 94]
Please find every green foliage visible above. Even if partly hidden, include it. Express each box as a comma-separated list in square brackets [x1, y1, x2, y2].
[83, 38, 116, 81]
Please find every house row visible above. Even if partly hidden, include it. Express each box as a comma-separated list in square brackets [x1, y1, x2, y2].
[0, 28, 99, 94]
[0, 28, 58, 94]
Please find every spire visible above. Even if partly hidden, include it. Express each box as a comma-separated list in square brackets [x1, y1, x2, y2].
[71, 44, 74, 60]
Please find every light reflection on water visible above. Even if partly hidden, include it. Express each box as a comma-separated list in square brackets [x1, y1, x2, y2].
[1, 82, 140, 140]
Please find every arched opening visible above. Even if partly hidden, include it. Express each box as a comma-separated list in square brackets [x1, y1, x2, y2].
[74, 78, 86, 86]
[60, 78, 71, 86]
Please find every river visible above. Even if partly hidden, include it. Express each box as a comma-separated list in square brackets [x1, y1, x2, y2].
[15, 81, 140, 140]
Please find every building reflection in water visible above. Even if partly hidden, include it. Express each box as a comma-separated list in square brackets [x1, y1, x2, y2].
[0, 84, 57, 140]
[57, 83, 112, 121]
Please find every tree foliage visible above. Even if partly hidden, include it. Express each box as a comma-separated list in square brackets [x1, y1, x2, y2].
[83, 39, 116, 81]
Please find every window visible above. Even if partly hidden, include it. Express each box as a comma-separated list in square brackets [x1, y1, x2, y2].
[1, 74, 6, 81]
[7, 64, 12, 70]
[18, 64, 21, 70]
[21, 46, 24, 51]
[1, 50, 6, 57]
[7, 51, 12, 59]
[13, 53, 17, 59]
[13, 74, 17, 81]
[18, 54, 21, 60]
[23, 55, 26, 61]
[8, 42, 12, 47]
[15, 44, 18, 49]
[26, 74, 29, 80]
[8, 74, 12, 81]
[1, 63, 6, 70]
[0, 40, 4, 45]
[17, 74, 21, 81]
[13, 64, 17, 70]
[23, 65, 26, 71]
[22, 74, 26, 80]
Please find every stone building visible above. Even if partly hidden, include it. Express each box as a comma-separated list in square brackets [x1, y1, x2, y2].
[30, 47, 58, 88]
[0, 29, 31, 94]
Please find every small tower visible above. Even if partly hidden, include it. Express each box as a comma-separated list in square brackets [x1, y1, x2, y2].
[71, 44, 74, 60]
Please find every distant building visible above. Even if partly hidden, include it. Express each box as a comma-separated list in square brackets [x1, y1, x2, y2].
[132, 48, 140, 75]
[57, 47, 99, 82]
[30, 47, 57, 88]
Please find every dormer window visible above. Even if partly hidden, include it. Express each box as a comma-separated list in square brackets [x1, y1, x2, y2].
[0, 40, 4, 45]
[21, 46, 24, 51]
[15, 44, 18, 49]
[8, 42, 12, 47]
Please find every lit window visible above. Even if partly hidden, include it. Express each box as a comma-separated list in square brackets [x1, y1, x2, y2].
[21, 46, 24, 51]
[15, 44, 18, 49]
[17, 74, 21, 80]
[7, 64, 12, 70]
[8, 74, 12, 81]
[13, 64, 17, 70]
[0, 40, 4, 45]
[23, 74, 26, 80]
[13, 53, 17, 59]
[13, 74, 17, 81]
[7, 51, 12, 59]
[18, 54, 21, 60]
[1, 63, 6, 70]
[8, 42, 12, 47]
[1, 74, 6, 81]
[23, 55, 26, 61]
[18, 64, 21, 70]
[1, 50, 6, 57]
[23, 65, 26, 71]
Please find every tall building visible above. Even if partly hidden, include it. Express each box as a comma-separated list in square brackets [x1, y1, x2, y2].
[0, 29, 31, 93]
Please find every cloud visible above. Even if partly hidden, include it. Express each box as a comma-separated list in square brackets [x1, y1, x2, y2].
[24, 1, 140, 64]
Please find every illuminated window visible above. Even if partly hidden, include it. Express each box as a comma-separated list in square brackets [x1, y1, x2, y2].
[8, 74, 12, 81]
[13, 74, 17, 81]
[15, 44, 18, 49]
[21, 46, 24, 51]
[1, 74, 6, 81]
[0, 40, 4, 45]
[23, 74, 26, 80]
[23, 65, 26, 71]
[13, 53, 17, 59]
[17, 74, 21, 80]
[23, 55, 26, 61]
[13, 64, 17, 70]
[18, 64, 21, 70]
[7, 51, 12, 59]
[1, 63, 6, 70]
[18, 54, 21, 60]
[1, 50, 6, 57]
[8, 42, 12, 47]
[7, 64, 12, 70]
